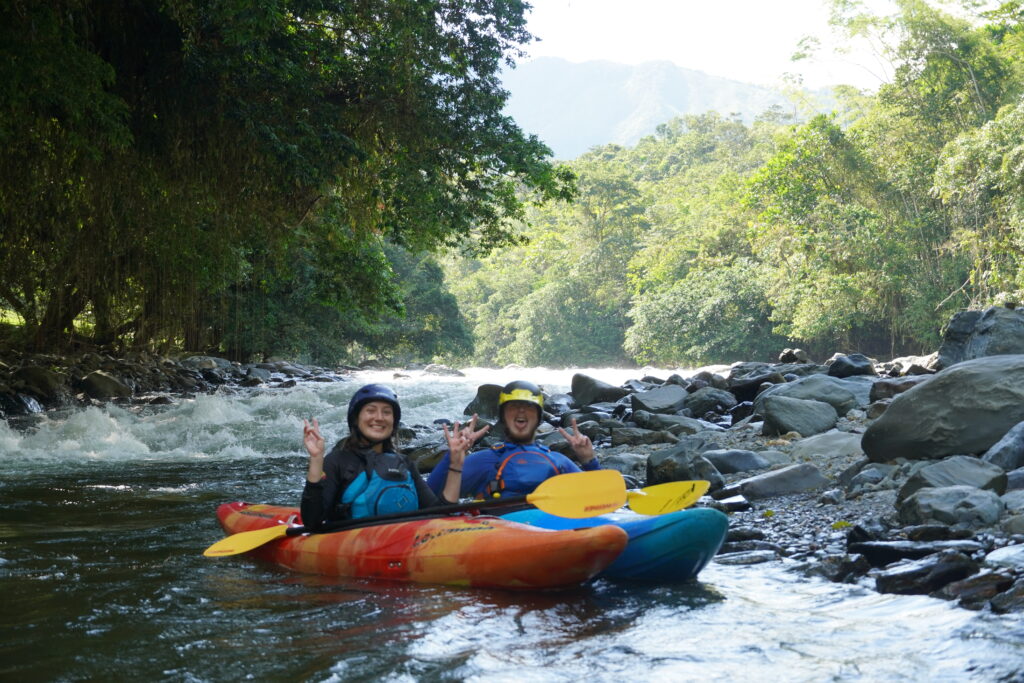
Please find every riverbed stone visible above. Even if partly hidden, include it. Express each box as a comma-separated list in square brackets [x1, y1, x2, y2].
[463, 383, 503, 419]
[936, 305, 1024, 369]
[760, 395, 838, 437]
[862, 355, 1024, 462]
[898, 485, 1005, 527]
[610, 427, 677, 447]
[982, 421, 1024, 472]
[80, 370, 132, 399]
[991, 577, 1024, 613]
[827, 353, 877, 378]
[790, 430, 865, 462]
[869, 375, 933, 402]
[682, 386, 737, 416]
[847, 539, 985, 567]
[702, 449, 770, 474]
[630, 384, 688, 414]
[13, 366, 69, 402]
[646, 437, 724, 489]
[985, 543, 1024, 571]
[571, 373, 628, 407]
[896, 456, 1007, 503]
[874, 550, 978, 595]
[753, 373, 864, 417]
[715, 463, 829, 500]
[937, 570, 1016, 608]
[632, 410, 706, 434]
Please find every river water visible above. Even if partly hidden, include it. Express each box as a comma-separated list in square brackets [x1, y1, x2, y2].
[2, 368, 1023, 681]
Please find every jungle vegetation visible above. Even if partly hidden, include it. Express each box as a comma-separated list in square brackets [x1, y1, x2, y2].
[4, 1, 1024, 368]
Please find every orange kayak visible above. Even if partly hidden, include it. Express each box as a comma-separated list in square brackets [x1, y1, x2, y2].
[215, 502, 629, 589]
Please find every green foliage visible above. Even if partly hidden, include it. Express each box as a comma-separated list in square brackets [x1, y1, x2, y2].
[0, 0, 570, 360]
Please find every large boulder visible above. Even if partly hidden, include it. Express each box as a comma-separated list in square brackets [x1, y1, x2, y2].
[571, 373, 627, 407]
[982, 421, 1024, 472]
[760, 395, 838, 437]
[862, 355, 1024, 462]
[896, 455, 1007, 503]
[753, 374, 866, 417]
[936, 306, 1024, 370]
[630, 384, 687, 414]
[898, 485, 1004, 527]
[80, 370, 132, 399]
[463, 383, 503, 419]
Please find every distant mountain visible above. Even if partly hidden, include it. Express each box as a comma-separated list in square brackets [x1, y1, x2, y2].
[502, 57, 811, 160]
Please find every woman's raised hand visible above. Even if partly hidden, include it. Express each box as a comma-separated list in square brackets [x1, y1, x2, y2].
[442, 414, 490, 468]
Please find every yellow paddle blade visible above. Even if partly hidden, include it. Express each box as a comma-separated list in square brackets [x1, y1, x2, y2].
[203, 524, 289, 557]
[627, 480, 710, 516]
[527, 469, 626, 518]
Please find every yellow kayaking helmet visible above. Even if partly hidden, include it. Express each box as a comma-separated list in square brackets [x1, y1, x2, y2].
[498, 380, 543, 418]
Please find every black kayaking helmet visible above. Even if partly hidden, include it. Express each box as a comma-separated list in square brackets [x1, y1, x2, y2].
[497, 380, 543, 421]
[347, 384, 401, 439]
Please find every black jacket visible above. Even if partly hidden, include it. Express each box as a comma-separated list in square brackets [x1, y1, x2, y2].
[300, 441, 448, 531]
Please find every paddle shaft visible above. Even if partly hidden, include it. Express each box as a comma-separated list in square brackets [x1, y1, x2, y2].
[285, 494, 533, 537]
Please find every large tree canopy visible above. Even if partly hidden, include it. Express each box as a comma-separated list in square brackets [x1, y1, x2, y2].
[0, 0, 572, 355]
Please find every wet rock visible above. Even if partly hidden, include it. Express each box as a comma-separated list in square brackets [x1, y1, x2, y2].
[874, 550, 978, 595]
[935, 570, 1015, 608]
[991, 577, 1024, 613]
[463, 383, 503, 419]
[13, 366, 69, 403]
[985, 543, 1024, 571]
[718, 539, 785, 554]
[801, 553, 871, 583]
[848, 539, 985, 567]
[79, 370, 132, 399]
[424, 364, 463, 376]
[714, 550, 779, 565]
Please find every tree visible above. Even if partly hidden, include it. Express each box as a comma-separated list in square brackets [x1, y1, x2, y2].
[0, 0, 572, 355]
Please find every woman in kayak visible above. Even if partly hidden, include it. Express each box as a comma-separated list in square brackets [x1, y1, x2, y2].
[300, 383, 486, 530]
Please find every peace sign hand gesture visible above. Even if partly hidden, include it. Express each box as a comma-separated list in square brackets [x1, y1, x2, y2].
[558, 417, 594, 465]
[442, 414, 490, 469]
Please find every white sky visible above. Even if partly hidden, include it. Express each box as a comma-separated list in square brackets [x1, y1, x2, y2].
[518, 0, 897, 89]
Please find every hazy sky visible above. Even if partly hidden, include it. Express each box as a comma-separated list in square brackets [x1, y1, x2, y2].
[518, 0, 896, 89]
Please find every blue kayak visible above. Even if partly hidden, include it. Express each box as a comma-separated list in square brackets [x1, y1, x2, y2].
[503, 507, 728, 582]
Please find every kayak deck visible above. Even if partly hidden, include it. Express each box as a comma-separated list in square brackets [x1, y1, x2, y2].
[503, 507, 728, 582]
[215, 502, 629, 590]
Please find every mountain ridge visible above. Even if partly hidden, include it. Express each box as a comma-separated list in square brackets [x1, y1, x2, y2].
[502, 57, 809, 160]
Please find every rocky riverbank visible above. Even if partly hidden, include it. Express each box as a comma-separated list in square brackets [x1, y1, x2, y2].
[4, 305, 1024, 612]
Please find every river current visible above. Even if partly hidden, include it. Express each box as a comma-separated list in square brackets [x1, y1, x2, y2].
[2, 368, 1022, 681]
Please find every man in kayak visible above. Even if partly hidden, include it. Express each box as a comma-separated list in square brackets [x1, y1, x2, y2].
[301, 383, 484, 529]
[426, 380, 600, 499]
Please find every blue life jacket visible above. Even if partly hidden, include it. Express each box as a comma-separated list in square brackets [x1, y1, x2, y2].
[340, 451, 419, 519]
[485, 442, 560, 497]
